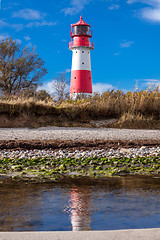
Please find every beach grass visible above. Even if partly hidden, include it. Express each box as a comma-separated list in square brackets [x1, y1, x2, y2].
[0, 89, 160, 128]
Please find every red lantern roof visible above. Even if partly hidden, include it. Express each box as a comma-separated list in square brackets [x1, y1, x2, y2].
[72, 16, 91, 27]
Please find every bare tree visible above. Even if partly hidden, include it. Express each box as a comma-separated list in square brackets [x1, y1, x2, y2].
[52, 73, 70, 101]
[0, 38, 47, 97]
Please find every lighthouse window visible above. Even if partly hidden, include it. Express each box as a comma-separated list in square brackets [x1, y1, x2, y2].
[82, 51, 84, 53]
[76, 51, 77, 53]
[82, 38, 84, 40]
[82, 62, 84, 64]
[74, 77, 76, 79]
[74, 26, 89, 35]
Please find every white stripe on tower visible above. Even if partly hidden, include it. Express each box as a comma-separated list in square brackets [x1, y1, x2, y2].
[71, 47, 91, 71]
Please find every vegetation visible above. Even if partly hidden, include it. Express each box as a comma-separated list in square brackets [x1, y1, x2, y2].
[0, 156, 160, 182]
[35, 90, 52, 101]
[0, 38, 158, 128]
[63, 89, 160, 120]
[0, 38, 47, 97]
[0, 88, 159, 128]
[52, 73, 69, 101]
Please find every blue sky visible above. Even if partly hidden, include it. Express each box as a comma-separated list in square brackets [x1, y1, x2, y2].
[0, 0, 160, 94]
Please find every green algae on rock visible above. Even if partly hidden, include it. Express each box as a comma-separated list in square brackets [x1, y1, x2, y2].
[0, 156, 160, 182]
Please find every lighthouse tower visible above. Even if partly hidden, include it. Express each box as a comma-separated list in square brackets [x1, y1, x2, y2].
[69, 16, 94, 99]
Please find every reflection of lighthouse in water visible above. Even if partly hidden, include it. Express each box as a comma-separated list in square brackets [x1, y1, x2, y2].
[70, 187, 91, 231]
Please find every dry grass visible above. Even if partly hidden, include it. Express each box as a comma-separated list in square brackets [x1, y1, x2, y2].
[0, 89, 160, 128]
[0, 96, 58, 115]
[61, 89, 160, 119]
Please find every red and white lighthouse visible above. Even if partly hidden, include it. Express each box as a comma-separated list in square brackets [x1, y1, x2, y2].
[69, 16, 94, 99]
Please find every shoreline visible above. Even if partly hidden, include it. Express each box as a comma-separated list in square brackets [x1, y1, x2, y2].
[0, 139, 160, 150]
[1, 173, 160, 184]
[0, 127, 159, 183]
[0, 151, 160, 182]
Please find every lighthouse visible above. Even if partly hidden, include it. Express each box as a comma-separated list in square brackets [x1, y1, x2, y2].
[69, 16, 94, 100]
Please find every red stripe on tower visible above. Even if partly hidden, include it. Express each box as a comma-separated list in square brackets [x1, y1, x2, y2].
[69, 16, 94, 99]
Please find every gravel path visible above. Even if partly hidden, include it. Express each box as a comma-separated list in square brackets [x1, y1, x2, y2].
[0, 127, 159, 141]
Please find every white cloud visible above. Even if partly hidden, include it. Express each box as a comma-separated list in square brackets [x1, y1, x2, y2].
[38, 81, 54, 94]
[0, 33, 21, 44]
[127, 0, 160, 6]
[0, 17, 55, 31]
[15, 39, 22, 44]
[120, 41, 134, 48]
[26, 21, 57, 28]
[127, 0, 140, 4]
[93, 83, 115, 93]
[12, 9, 57, 29]
[141, 7, 160, 21]
[143, 78, 160, 86]
[38, 80, 70, 98]
[3, 2, 19, 10]
[62, 0, 91, 15]
[57, 69, 71, 74]
[127, 0, 160, 22]
[12, 9, 45, 20]
[38, 81, 115, 96]
[24, 36, 31, 41]
[135, 78, 160, 90]
[143, 78, 160, 82]
[65, 69, 71, 73]
[11, 23, 24, 31]
[108, 4, 120, 10]
[114, 52, 121, 56]
[0, 33, 10, 41]
[0, 19, 23, 31]
[26, 42, 33, 48]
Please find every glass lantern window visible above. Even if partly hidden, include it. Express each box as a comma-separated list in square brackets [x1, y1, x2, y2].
[73, 26, 89, 35]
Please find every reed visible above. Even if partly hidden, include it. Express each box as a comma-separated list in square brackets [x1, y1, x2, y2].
[0, 89, 159, 128]
[61, 89, 160, 120]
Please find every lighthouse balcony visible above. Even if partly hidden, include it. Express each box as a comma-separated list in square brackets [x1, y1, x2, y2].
[69, 41, 94, 50]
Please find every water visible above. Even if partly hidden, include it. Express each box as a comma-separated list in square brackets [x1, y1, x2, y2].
[0, 176, 160, 231]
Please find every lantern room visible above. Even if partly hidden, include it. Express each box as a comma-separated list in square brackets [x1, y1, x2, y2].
[71, 16, 92, 38]
[69, 16, 94, 49]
